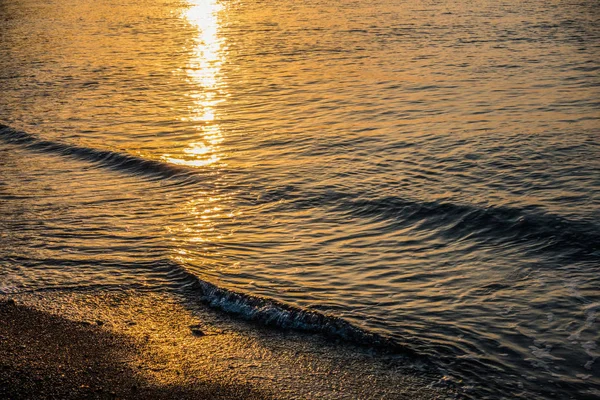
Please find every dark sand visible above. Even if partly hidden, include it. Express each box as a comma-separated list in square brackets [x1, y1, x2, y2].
[0, 291, 457, 399]
[0, 299, 268, 400]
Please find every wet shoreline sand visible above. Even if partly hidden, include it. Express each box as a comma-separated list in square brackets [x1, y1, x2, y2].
[0, 291, 456, 399]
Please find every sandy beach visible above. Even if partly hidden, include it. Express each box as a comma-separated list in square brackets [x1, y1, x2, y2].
[0, 291, 455, 399]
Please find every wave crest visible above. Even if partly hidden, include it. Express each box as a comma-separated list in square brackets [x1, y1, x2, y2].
[0, 124, 199, 182]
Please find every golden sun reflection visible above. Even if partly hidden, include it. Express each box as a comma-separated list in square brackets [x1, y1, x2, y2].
[162, 0, 225, 168]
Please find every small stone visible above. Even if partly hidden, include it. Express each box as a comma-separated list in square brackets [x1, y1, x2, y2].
[190, 328, 205, 337]
[190, 324, 205, 337]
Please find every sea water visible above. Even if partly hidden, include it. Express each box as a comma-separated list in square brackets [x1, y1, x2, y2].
[1, 0, 598, 398]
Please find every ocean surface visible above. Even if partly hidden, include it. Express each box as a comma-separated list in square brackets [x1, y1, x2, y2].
[1, 0, 599, 398]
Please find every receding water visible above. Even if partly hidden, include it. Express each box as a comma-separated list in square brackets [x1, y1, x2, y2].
[1, 0, 599, 398]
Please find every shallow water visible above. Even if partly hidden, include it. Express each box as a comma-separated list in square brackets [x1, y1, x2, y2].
[1, 0, 599, 398]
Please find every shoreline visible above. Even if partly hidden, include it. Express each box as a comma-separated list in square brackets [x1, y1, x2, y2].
[0, 298, 266, 400]
[0, 290, 457, 399]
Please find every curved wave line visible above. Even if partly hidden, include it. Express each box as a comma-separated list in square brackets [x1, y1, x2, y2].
[0, 124, 200, 182]
[252, 189, 600, 259]
[153, 260, 419, 357]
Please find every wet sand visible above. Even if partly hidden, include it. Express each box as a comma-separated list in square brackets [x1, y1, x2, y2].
[0, 291, 456, 399]
[0, 298, 266, 400]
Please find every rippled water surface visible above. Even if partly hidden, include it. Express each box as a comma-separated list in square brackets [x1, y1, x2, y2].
[1, 0, 599, 398]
